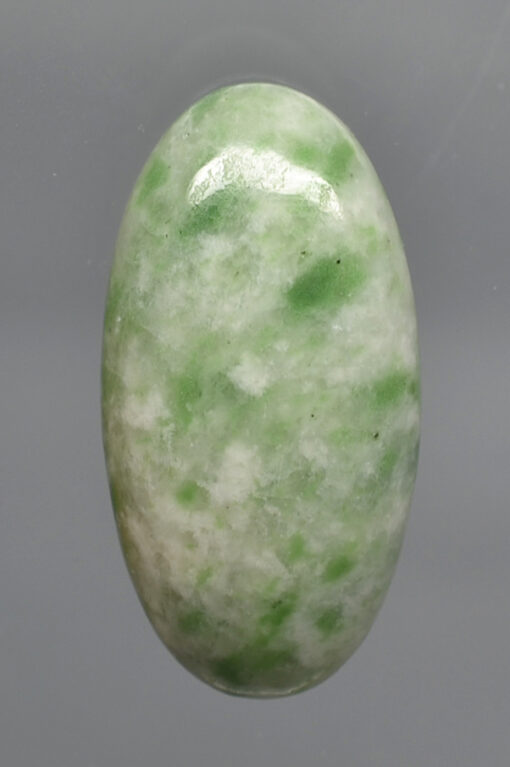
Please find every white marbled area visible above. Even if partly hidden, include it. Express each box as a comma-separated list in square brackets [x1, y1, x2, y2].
[102, 84, 420, 695]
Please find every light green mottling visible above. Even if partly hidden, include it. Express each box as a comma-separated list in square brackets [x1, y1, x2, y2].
[102, 83, 420, 697]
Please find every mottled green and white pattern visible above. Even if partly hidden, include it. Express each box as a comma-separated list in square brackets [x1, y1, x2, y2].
[102, 83, 420, 697]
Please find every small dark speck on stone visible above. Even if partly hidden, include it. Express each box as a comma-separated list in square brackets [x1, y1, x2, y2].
[336, 259, 341, 264]
[311, 414, 315, 418]
[301, 250, 307, 255]
[373, 432, 379, 439]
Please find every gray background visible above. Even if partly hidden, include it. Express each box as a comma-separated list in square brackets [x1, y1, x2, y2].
[1, 1, 509, 765]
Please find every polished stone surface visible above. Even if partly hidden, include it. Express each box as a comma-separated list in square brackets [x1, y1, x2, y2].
[102, 83, 420, 697]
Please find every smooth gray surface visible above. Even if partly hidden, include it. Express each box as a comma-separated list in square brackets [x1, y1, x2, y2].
[1, 2, 509, 765]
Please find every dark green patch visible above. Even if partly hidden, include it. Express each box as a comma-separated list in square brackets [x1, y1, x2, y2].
[178, 609, 207, 635]
[322, 553, 355, 582]
[287, 533, 306, 563]
[180, 190, 248, 238]
[137, 156, 169, 205]
[287, 259, 336, 309]
[315, 607, 343, 637]
[326, 140, 356, 185]
[287, 255, 364, 313]
[289, 138, 356, 186]
[212, 644, 296, 688]
[186, 197, 224, 234]
[377, 447, 400, 483]
[290, 141, 323, 171]
[259, 593, 297, 636]
[191, 88, 225, 125]
[371, 371, 419, 409]
[213, 654, 244, 686]
[175, 480, 208, 508]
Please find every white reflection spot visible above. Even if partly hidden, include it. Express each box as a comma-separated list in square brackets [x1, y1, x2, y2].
[187, 146, 343, 219]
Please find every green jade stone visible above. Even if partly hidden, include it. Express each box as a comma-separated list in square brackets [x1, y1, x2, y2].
[102, 83, 420, 697]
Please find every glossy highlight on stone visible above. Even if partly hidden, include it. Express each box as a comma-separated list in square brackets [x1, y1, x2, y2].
[102, 83, 420, 697]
